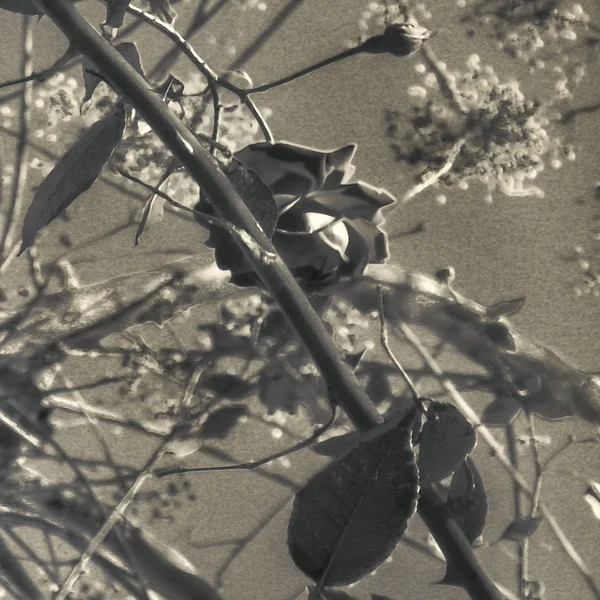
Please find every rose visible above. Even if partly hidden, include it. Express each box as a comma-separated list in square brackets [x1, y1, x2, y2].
[195, 142, 396, 292]
[360, 20, 433, 57]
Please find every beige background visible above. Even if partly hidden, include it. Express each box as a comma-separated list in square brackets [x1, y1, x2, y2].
[1, 1, 599, 599]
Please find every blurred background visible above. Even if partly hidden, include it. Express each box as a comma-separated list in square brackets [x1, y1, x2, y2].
[0, 1, 599, 599]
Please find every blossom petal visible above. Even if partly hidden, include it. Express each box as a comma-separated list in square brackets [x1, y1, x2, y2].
[323, 144, 358, 188]
[345, 218, 389, 264]
[303, 183, 396, 222]
[235, 142, 330, 197]
[318, 220, 350, 261]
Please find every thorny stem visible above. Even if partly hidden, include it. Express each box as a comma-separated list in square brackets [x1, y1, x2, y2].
[24, 3, 506, 599]
[117, 1, 273, 142]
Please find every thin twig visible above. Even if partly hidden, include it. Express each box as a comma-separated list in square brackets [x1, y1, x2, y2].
[54, 431, 174, 600]
[245, 47, 361, 95]
[155, 406, 337, 478]
[0, 45, 78, 91]
[402, 138, 466, 203]
[117, 1, 273, 141]
[119, 167, 277, 263]
[377, 286, 425, 412]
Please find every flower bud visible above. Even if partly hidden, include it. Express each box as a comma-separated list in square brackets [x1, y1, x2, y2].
[359, 21, 432, 57]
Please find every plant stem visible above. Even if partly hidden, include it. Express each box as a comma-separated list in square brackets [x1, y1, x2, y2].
[37, 0, 382, 445]
[246, 47, 362, 95]
[35, 3, 503, 599]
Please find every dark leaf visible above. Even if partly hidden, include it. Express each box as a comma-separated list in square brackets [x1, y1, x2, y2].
[200, 374, 254, 399]
[288, 409, 419, 587]
[501, 517, 543, 542]
[311, 430, 364, 458]
[19, 105, 126, 255]
[104, 0, 129, 28]
[447, 458, 488, 545]
[486, 297, 525, 320]
[311, 407, 415, 458]
[199, 405, 249, 439]
[226, 159, 279, 239]
[344, 348, 367, 371]
[481, 395, 522, 426]
[372, 595, 395, 600]
[82, 42, 146, 105]
[418, 402, 476, 485]
[435, 562, 465, 588]
[307, 585, 360, 600]
[483, 322, 517, 352]
[156, 74, 185, 101]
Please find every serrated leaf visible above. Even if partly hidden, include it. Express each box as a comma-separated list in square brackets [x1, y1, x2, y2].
[447, 458, 488, 545]
[19, 106, 126, 255]
[418, 402, 476, 485]
[501, 516, 543, 542]
[199, 405, 249, 439]
[82, 42, 146, 105]
[288, 409, 419, 587]
[200, 374, 254, 399]
[486, 297, 525, 320]
[104, 0, 129, 28]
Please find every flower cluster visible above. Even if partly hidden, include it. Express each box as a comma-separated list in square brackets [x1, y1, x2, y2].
[195, 141, 396, 291]
[387, 55, 570, 202]
[571, 187, 600, 298]
[348, 1, 432, 54]
[461, 1, 595, 90]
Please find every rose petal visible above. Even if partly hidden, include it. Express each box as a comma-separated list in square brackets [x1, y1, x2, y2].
[304, 212, 338, 233]
[235, 142, 329, 197]
[323, 144, 358, 188]
[345, 218, 389, 264]
[318, 220, 350, 261]
[303, 183, 396, 222]
[340, 223, 371, 278]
